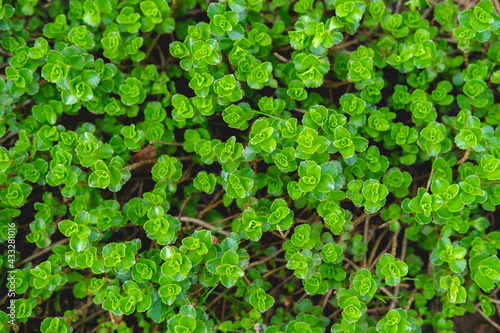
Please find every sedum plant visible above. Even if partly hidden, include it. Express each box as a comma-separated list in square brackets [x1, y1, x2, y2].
[2, 0, 500, 332]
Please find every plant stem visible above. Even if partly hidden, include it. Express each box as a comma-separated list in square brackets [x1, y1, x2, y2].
[457, 146, 472, 165]
[367, 229, 389, 268]
[362, 214, 371, 267]
[17, 238, 70, 267]
[475, 303, 500, 331]
[322, 289, 334, 310]
[404, 289, 418, 311]
[149, 140, 184, 146]
[391, 229, 400, 257]
[246, 248, 286, 269]
[144, 34, 161, 61]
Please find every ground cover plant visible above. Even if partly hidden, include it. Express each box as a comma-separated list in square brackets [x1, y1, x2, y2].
[1, 0, 500, 332]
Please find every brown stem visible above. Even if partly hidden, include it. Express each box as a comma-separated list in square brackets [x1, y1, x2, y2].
[367, 229, 389, 267]
[391, 235, 407, 310]
[144, 34, 161, 61]
[391, 230, 400, 257]
[352, 210, 381, 230]
[331, 38, 359, 51]
[246, 248, 286, 269]
[197, 190, 224, 219]
[344, 257, 360, 270]
[378, 214, 409, 229]
[149, 140, 184, 146]
[493, 0, 500, 15]
[262, 265, 287, 278]
[178, 216, 230, 236]
[178, 193, 195, 218]
[322, 289, 334, 310]
[395, 0, 403, 13]
[328, 307, 343, 319]
[65, 298, 94, 324]
[72, 309, 107, 331]
[362, 214, 371, 267]
[457, 146, 472, 165]
[426, 168, 435, 192]
[404, 289, 418, 311]
[274, 52, 289, 63]
[369, 234, 392, 271]
[475, 304, 500, 331]
[322, 81, 351, 88]
[17, 238, 70, 267]
[380, 286, 395, 298]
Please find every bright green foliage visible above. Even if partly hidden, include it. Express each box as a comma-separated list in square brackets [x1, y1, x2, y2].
[286, 252, 314, 279]
[334, 0, 365, 34]
[180, 230, 213, 266]
[431, 237, 467, 273]
[0, 183, 32, 207]
[404, 188, 443, 224]
[376, 253, 408, 286]
[348, 46, 374, 85]
[30, 261, 54, 289]
[337, 289, 367, 323]
[189, 72, 213, 98]
[248, 285, 275, 312]
[40, 317, 68, 333]
[455, 115, 491, 152]
[64, 71, 100, 105]
[247, 62, 274, 90]
[298, 160, 337, 199]
[459, 175, 487, 206]
[152, 155, 183, 183]
[167, 305, 208, 333]
[222, 169, 254, 199]
[362, 179, 388, 214]
[269, 198, 294, 230]
[470, 255, 500, 292]
[161, 247, 192, 281]
[207, 248, 245, 288]
[194, 171, 217, 194]
[417, 121, 451, 156]
[58, 218, 91, 252]
[296, 127, 330, 159]
[321, 243, 343, 264]
[118, 280, 152, 315]
[214, 74, 243, 104]
[119, 78, 146, 106]
[102, 240, 139, 274]
[172, 94, 194, 123]
[304, 272, 328, 295]
[143, 207, 180, 245]
[291, 224, 315, 249]
[376, 309, 413, 333]
[383, 168, 412, 198]
[440, 275, 467, 304]
[349, 269, 378, 302]
[132, 258, 157, 284]
[239, 207, 265, 241]
[293, 53, 330, 88]
[249, 118, 278, 153]
[222, 104, 253, 130]
[332, 126, 368, 158]
[431, 179, 464, 215]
